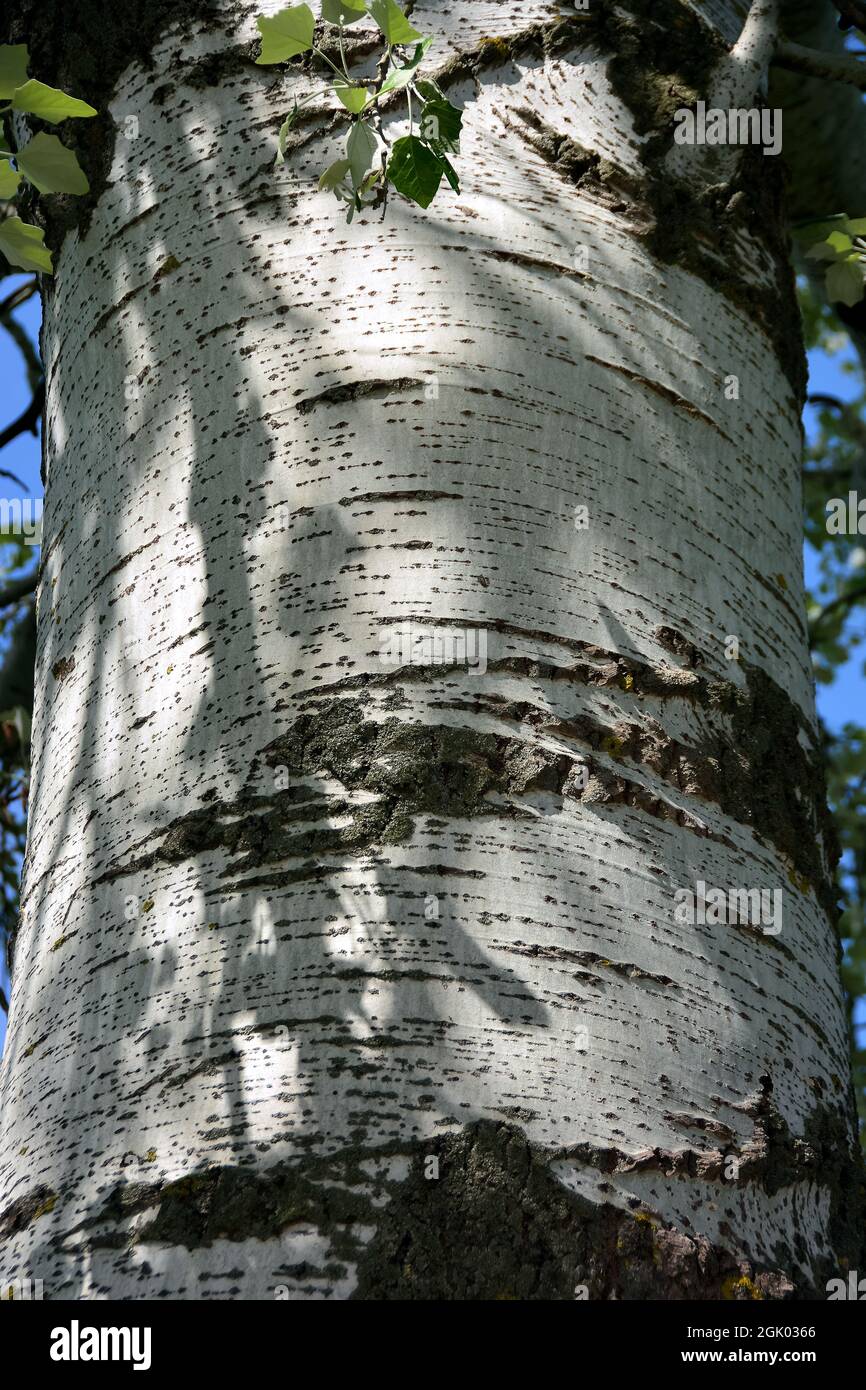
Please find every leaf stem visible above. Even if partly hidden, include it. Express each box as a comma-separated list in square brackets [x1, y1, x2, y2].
[312, 45, 351, 82]
[338, 29, 350, 80]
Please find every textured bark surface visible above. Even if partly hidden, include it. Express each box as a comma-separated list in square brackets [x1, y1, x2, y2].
[0, 0, 862, 1299]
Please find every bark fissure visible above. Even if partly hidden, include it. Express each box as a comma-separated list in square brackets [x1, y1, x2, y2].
[13, 1098, 859, 1298]
[296, 379, 427, 415]
[88, 655, 837, 920]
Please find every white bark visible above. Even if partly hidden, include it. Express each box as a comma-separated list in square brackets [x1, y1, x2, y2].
[0, 0, 856, 1299]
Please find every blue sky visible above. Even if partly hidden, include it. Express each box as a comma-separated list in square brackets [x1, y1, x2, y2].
[0, 279, 864, 1060]
[803, 339, 866, 732]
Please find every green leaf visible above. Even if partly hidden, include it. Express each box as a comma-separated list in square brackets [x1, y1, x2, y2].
[438, 152, 459, 192]
[255, 5, 315, 63]
[826, 258, 866, 308]
[11, 78, 96, 120]
[367, 0, 422, 45]
[0, 216, 53, 273]
[321, 0, 368, 23]
[387, 134, 443, 208]
[414, 77, 446, 103]
[805, 238, 847, 264]
[275, 106, 299, 165]
[792, 215, 849, 243]
[347, 119, 377, 187]
[419, 95, 462, 154]
[379, 36, 433, 94]
[334, 83, 370, 113]
[17, 132, 89, 194]
[319, 157, 351, 191]
[0, 159, 21, 199]
[0, 44, 29, 100]
[359, 166, 382, 195]
[806, 243, 839, 264]
[826, 230, 855, 255]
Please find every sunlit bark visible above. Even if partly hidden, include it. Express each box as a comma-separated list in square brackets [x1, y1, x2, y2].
[0, 0, 860, 1300]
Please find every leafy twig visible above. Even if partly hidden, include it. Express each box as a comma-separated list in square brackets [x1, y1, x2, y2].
[0, 44, 95, 274]
[256, 2, 464, 219]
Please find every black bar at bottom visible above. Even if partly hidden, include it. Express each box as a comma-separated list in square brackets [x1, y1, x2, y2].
[0, 1294, 859, 1376]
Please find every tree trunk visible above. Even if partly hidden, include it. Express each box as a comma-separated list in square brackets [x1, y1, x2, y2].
[0, 0, 862, 1300]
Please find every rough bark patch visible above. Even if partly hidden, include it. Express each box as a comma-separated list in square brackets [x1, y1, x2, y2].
[0, 1184, 57, 1241]
[351, 1121, 797, 1301]
[15, 1087, 860, 1299]
[92, 638, 840, 922]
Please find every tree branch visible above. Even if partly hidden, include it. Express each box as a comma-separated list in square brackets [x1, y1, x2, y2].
[0, 380, 44, 455]
[0, 465, 27, 491]
[0, 278, 37, 316]
[773, 37, 866, 86]
[808, 392, 866, 431]
[810, 580, 866, 635]
[0, 573, 37, 609]
[0, 306, 41, 393]
[830, 0, 866, 30]
[771, 2, 866, 227]
[715, 0, 781, 108]
[0, 598, 36, 716]
[665, 0, 781, 180]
